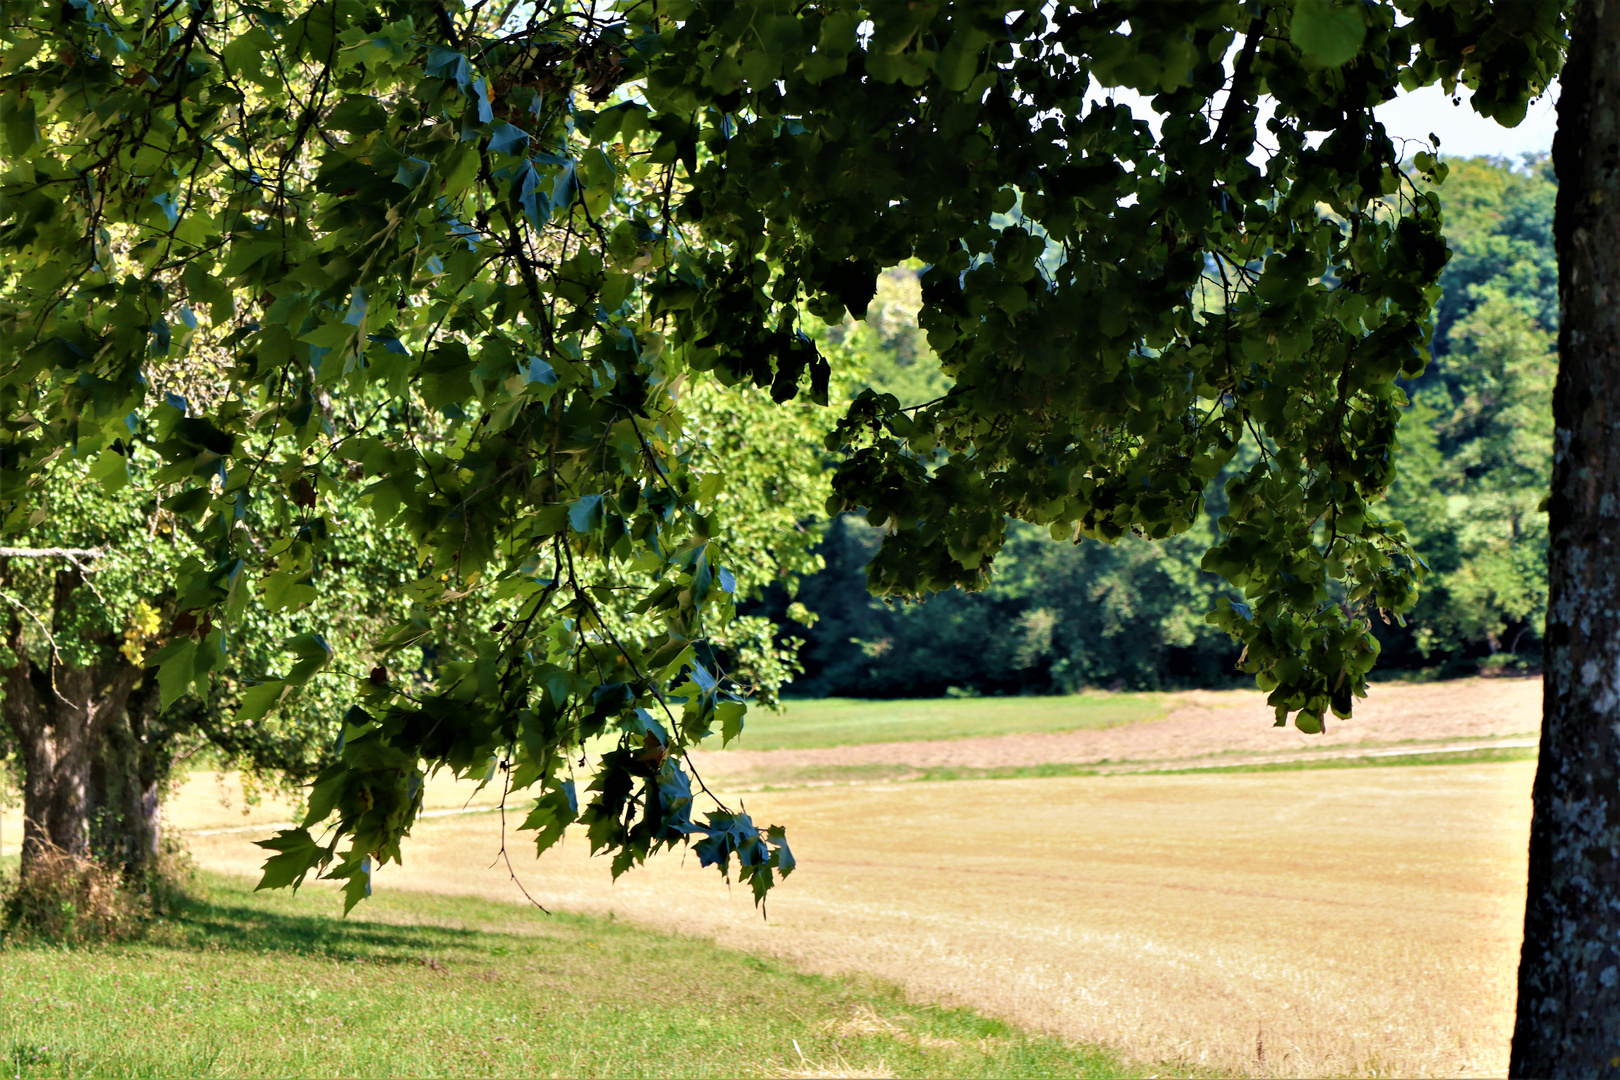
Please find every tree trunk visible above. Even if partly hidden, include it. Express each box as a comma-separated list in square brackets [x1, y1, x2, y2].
[5, 635, 97, 866]
[1511, 1, 1620, 1073]
[2, 569, 145, 880]
[91, 679, 165, 879]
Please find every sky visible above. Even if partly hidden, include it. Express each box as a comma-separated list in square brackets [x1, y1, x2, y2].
[1090, 80, 1560, 166]
[1375, 82, 1559, 161]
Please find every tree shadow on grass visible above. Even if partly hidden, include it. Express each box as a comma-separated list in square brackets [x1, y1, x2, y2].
[155, 889, 511, 965]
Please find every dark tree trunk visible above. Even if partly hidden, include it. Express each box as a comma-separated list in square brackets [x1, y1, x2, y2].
[1511, 1, 1620, 1073]
[2, 568, 145, 879]
[91, 679, 165, 879]
[5, 627, 97, 865]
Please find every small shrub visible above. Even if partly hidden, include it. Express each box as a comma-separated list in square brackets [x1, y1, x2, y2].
[2, 848, 146, 944]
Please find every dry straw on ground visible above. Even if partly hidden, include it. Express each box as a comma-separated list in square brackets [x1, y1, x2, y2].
[171, 677, 1539, 1078]
[1, 848, 145, 943]
[187, 761, 1530, 1078]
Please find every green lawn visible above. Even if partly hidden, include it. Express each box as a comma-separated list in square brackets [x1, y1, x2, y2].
[729, 692, 1168, 751]
[0, 869, 1147, 1079]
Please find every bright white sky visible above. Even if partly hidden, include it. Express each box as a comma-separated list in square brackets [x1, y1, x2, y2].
[1090, 79, 1560, 165]
[1376, 82, 1559, 160]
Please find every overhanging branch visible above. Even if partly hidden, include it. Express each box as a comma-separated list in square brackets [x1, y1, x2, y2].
[0, 547, 104, 559]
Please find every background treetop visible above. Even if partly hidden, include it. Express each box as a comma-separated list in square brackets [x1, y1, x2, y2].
[0, 0, 1565, 906]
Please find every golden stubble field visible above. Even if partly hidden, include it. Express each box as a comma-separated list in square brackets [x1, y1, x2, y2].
[185, 760, 1535, 1078]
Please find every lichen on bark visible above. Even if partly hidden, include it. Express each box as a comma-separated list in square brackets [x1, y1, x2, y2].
[1512, 0, 1620, 1073]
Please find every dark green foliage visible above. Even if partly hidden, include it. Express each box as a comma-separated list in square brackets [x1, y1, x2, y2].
[1385, 156, 1557, 669]
[0, 0, 1567, 904]
[785, 157, 1559, 696]
[784, 515, 1238, 697]
[1429, 156, 1558, 353]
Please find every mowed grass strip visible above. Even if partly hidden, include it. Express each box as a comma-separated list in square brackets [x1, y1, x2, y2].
[0, 869, 1144, 1080]
[903, 742, 1539, 782]
[730, 743, 1540, 790]
[734, 692, 1167, 751]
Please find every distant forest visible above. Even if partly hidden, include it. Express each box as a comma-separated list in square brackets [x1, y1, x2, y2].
[761, 157, 1557, 698]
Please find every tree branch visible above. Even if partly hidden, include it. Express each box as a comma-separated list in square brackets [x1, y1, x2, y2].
[1211, 12, 1266, 153]
[0, 547, 104, 559]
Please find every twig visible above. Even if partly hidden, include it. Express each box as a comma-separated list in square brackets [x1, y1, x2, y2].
[490, 754, 552, 913]
[0, 591, 77, 708]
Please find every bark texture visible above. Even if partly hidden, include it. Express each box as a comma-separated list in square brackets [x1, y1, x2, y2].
[91, 679, 165, 878]
[2, 567, 146, 877]
[1511, 1, 1620, 1073]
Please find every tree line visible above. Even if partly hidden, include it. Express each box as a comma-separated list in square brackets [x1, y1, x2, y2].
[770, 155, 1556, 697]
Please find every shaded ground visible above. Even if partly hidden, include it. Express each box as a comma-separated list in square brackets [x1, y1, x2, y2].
[2, 875, 1135, 1079]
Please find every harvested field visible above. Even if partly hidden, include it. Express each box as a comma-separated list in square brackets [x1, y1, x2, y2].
[11, 676, 1527, 860]
[13, 675, 1533, 1076]
[189, 761, 1534, 1078]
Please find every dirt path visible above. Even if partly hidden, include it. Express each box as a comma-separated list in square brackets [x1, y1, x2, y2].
[687, 676, 1543, 787]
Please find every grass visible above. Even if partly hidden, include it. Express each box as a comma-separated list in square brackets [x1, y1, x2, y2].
[1140, 743, 1539, 775]
[0, 868, 1145, 1079]
[736, 742, 1540, 790]
[732, 692, 1167, 751]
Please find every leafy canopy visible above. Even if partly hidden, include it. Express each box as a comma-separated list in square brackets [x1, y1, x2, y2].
[0, 0, 1564, 906]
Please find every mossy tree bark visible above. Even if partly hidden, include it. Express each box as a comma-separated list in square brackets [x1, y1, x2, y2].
[1512, 0, 1620, 1072]
[1, 565, 147, 878]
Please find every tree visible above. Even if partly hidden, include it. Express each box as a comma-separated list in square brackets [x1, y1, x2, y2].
[0, 1, 1566, 912]
[0, 457, 424, 882]
[1510, 0, 1620, 1070]
[780, 271, 1238, 698]
[1387, 293, 1555, 666]
[0, 352, 831, 884]
[1428, 156, 1558, 354]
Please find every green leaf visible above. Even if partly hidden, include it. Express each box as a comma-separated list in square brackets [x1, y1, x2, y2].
[327, 95, 387, 133]
[936, 29, 988, 92]
[526, 357, 558, 385]
[441, 144, 480, 197]
[1, 93, 39, 155]
[262, 570, 317, 612]
[767, 824, 794, 876]
[235, 680, 286, 724]
[283, 632, 333, 685]
[162, 487, 211, 523]
[393, 157, 431, 190]
[341, 856, 373, 914]
[568, 494, 604, 533]
[299, 321, 358, 349]
[717, 700, 746, 746]
[255, 828, 325, 891]
[87, 448, 130, 492]
[488, 123, 530, 156]
[222, 27, 278, 88]
[149, 638, 199, 712]
[1290, 0, 1366, 67]
[531, 503, 569, 536]
[521, 782, 578, 855]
